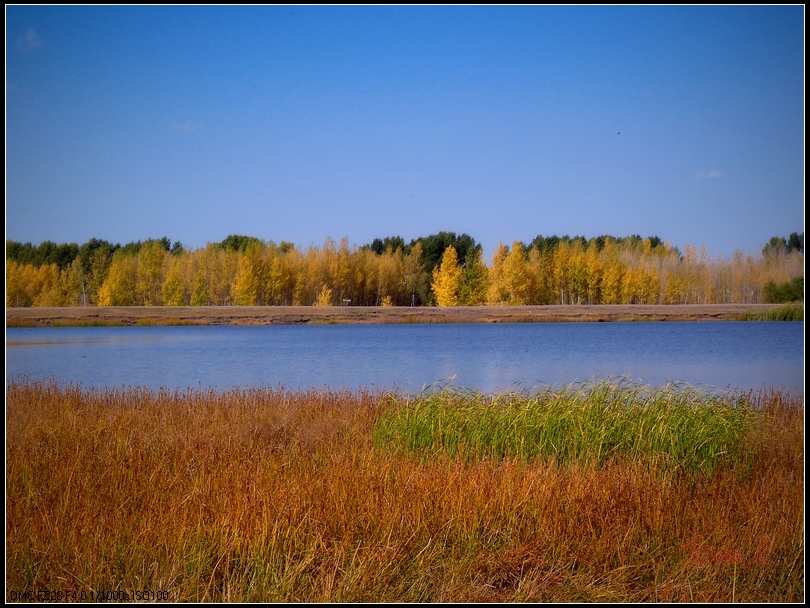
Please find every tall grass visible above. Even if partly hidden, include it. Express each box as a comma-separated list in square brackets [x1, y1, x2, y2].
[6, 378, 804, 602]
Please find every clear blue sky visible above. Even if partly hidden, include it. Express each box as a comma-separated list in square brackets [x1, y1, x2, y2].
[6, 5, 805, 260]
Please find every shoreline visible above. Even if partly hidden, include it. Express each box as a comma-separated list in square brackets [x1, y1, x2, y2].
[5, 303, 790, 327]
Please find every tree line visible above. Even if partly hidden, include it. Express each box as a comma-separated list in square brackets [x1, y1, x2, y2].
[5, 231, 804, 307]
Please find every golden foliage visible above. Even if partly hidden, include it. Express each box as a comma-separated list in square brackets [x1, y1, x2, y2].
[431, 245, 462, 306]
[5, 236, 804, 308]
[315, 284, 334, 306]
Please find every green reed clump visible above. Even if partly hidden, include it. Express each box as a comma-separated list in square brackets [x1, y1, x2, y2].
[741, 302, 804, 321]
[373, 381, 758, 475]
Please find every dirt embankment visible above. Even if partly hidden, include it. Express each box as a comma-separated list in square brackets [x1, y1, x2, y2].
[5, 304, 784, 327]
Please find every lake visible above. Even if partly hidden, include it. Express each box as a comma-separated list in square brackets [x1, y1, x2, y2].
[5, 322, 804, 395]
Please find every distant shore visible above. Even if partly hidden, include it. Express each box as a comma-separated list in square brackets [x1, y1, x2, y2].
[5, 303, 790, 327]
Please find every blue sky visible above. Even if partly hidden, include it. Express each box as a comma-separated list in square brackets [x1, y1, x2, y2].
[6, 5, 805, 260]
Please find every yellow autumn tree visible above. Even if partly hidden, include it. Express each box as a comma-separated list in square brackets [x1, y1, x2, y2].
[199, 244, 239, 306]
[272, 244, 302, 306]
[568, 240, 588, 304]
[431, 245, 462, 306]
[486, 242, 510, 305]
[621, 266, 642, 304]
[265, 251, 285, 306]
[552, 240, 572, 305]
[502, 241, 531, 305]
[6, 260, 35, 307]
[97, 252, 137, 306]
[375, 246, 403, 305]
[600, 241, 625, 305]
[135, 241, 169, 306]
[162, 257, 187, 306]
[232, 244, 267, 306]
[664, 273, 686, 304]
[295, 246, 326, 306]
[526, 247, 554, 304]
[190, 269, 210, 306]
[332, 237, 354, 305]
[638, 266, 661, 304]
[32, 264, 65, 307]
[584, 240, 603, 304]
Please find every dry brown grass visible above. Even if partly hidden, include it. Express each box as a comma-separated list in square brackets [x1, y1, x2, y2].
[5, 380, 804, 602]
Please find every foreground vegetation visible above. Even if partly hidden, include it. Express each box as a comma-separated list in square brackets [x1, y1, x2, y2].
[6, 380, 804, 601]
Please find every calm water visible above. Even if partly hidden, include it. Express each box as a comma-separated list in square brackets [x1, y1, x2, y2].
[5, 322, 804, 395]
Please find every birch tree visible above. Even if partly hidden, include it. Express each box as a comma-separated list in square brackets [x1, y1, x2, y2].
[431, 245, 462, 306]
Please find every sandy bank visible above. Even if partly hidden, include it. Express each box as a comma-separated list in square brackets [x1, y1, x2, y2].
[5, 304, 786, 327]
